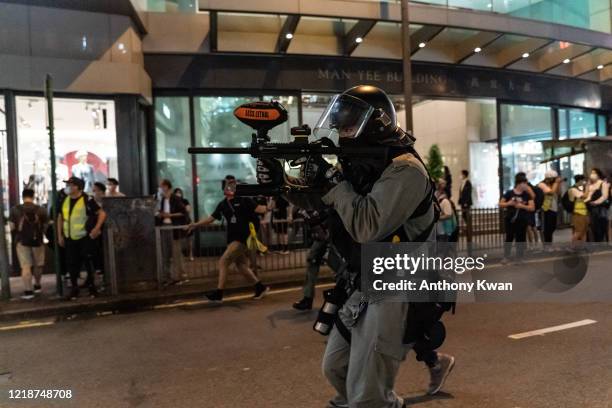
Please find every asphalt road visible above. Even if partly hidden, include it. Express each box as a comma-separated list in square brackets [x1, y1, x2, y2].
[1, 257, 611, 408]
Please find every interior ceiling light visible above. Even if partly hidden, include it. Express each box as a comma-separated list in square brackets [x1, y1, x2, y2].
[522, 52, 530, 58]
[474, 47, 482, 53]
[285, 33, 293, 39]
[563, 58, 571, 64]
[355, 37, 363, 43]
[418, 42, 426, 48]
[597, 64, 604, 70]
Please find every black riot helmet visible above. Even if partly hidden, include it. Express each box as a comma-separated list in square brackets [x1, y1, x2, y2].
[313, 85, 407, 146]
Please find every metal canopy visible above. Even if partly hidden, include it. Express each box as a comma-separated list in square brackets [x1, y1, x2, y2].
[207, 9, 612, 84]
[539, 137, 612, 163]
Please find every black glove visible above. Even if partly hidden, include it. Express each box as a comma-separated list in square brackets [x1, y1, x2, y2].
[256, 159, 284, 186]
[294, 156, 343, 192]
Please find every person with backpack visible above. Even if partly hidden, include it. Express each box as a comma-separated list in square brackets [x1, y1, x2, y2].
[57, 176, 107, 299]
[435, 179, 458, 243]
[537, 170, 561, 248]
[584, 168, 610, 242]
[500, 173, 535, 263]
[563, 175, 589, 245]
[9, 189, 49, 299]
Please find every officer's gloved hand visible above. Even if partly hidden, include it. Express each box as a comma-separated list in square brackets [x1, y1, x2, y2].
[256, 159, 284, 186]
[294, 155, 343, 193]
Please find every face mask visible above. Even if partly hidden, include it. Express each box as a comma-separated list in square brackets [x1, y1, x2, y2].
[64, 187, 70, 195]
[224, 184, 236, 198]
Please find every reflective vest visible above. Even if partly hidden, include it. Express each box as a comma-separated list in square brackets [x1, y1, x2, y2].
[62, 195, 88, 240]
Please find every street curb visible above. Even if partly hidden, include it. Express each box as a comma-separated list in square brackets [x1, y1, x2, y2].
[0, 278, 334, 323]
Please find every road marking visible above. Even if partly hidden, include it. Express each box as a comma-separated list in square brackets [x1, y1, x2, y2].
[0, 320, 55, 331]
[508, 319, 597, 340]
[153, 283, 335, 310]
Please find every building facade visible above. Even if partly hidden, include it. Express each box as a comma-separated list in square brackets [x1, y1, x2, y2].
[2, 0, 612, 228]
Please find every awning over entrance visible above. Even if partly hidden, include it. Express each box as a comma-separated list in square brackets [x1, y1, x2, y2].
[540, 137, 612, 163]
[183, 1, 612, 84]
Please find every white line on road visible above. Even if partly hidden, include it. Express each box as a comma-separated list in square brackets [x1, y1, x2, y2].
[508, 319, 597, 340]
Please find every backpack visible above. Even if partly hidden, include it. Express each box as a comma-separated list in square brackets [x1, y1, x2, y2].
[17, 207, 42, 247]
[561, 189, 574, 213]
[532, 184, 545, 210]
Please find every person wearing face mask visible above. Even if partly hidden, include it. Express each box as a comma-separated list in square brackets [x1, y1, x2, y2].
[500, 172, 535, 263]
[537, 170, 561, 248]
[567, 175, 589, 246]
[584, 168, 610, 242]
[155, 179, 188, 284]
[188, 175, 269, 302]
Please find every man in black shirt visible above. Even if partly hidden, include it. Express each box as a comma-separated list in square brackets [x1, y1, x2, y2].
[189, 175, 269, 302]
[9, 189, 49, 299]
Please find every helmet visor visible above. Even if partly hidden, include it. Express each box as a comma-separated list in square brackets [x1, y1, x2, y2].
[313, 94, 374, 142]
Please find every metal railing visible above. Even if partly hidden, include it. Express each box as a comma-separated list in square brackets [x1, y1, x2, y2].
[154, 220, 312, 289]
[152, 212, 507, 289]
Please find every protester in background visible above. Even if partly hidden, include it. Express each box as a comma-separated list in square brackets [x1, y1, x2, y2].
[567, 175, 589, 246]
[271, 195, 290, 254]
[9, 189, 49, 299]
[92, 182, 106, 207]
[106, 178, 125, 197]
[57, 177, 106, 299]
[500, 173, 535, 263]
[443, 165, 452, 199]
[584, 168, 610, 242]
[537, 170, 561, 248]
[188, 175, 269, 302]
[458, 169, 473, 251]
[155, 179, 187, 284]
[435, 179, 458, 243]
[525, 180, 541, 251]
[173, 188, 194, 262]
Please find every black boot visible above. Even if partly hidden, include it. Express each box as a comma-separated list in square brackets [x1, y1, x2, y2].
[292, 297, 313, 311]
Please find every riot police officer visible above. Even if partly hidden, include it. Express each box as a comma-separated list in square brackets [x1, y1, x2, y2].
[257, 85, 455, 407]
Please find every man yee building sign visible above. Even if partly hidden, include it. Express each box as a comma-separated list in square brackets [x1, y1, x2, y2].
[145, 53, 605, 109]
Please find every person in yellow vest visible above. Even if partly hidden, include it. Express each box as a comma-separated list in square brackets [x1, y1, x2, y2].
[57, 176, 107, 300]
[568, 174, 589, 246]
[537, 170, 561, 248]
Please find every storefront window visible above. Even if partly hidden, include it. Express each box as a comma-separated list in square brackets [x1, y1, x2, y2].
[193, 95, 300, 218]
[500, 104, 553, 191]
[597, 114, 607, 136]
[154, 96, 193, 203]
[558, 108, 598, 139]
[301, 93, 334, 140]
[16, 96, 118, 205]
[569, 110, 597, 138]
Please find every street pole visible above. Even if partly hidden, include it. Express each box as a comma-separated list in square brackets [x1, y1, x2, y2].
[401, 0, 413, 133]
[45, 74, 63, 297]
[0, 146, 10, 300]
